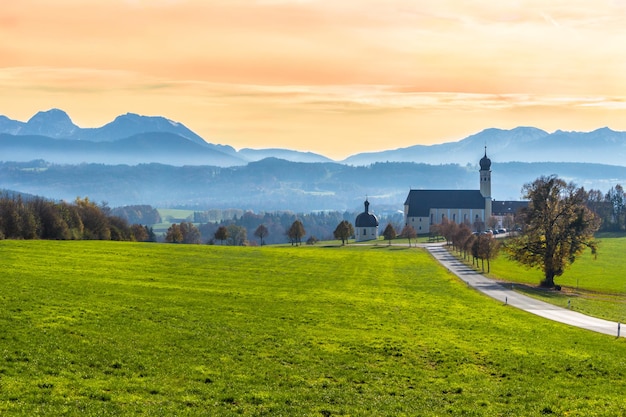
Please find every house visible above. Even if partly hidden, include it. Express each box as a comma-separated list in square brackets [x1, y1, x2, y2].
[404, 149, 493, 233]
[491, 200, 528, 229]
[355, 199, 379, 241]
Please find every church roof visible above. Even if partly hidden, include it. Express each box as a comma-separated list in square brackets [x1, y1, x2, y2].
[355, 199, 379, 227]
[492, 200, 528, 216]
[479, 148, 491, 170]
[404, 189, 486, 217]
[355, 212, 379, 227]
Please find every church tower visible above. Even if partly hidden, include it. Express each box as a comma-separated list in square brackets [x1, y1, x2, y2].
[479, 147, 492, 219]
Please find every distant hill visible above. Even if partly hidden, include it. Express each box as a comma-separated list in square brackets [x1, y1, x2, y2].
[0, 132, 245, 167]
[2, 159, 625, 211]
[238, 148, 333, 163]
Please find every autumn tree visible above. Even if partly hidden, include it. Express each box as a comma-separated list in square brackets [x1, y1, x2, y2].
[74, 197, 111, 240]
[214, 225, 229, 245]
[130, 224, 149, 242]
[506, 175, 600, 288]
[333, 220, 354, 245]
[438, 218, 457, 245]
[287, 220, 306, 246]
[400, 224, 417, 247]
[382, 223, 396, 245]
[165, 224, 184, 243]
[477, 233, 500, 273]
[178, 222, 201, 244]
[452, 223, 472, 259]
[254, 224, 269, 246]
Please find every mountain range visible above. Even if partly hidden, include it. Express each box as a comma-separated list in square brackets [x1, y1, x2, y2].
[1, 109, 625, 167]
[2, 109, 626, 211]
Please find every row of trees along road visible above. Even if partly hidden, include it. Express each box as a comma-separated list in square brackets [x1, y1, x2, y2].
[434, 221, 501, 273]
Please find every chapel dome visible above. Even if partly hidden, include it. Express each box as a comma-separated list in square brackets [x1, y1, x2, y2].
[355, 199, 379, 227]
[479, 148, 491, 170]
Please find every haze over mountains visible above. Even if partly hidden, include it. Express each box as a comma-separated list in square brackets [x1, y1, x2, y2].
[1, 109, 626, 211]
[1, 109, 626, 167]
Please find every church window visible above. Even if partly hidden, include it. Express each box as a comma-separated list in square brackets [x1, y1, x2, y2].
[363, 229, 367, 235]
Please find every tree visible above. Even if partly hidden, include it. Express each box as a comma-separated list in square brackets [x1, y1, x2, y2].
[306, 236, 319, 245]
[502, 214, 515, 232]
[130, 224, 149, 242]
[165, 224, 184, 243]
[477, 233, 500, 273]
[333, 220, 354, 245]
[227, 224, 248, 246]
[287, 220, 306, 246]
[109, 216, 131, 241]
[382, 223, 396, 245]
[452, 223, 472, 258]
[487, 215, 499, 230]
[180, 222, 202, 244]
[400, 224, 417, 247]
[606, 185, 625, 231]
[506, 175, 600, 288]
[438, 218, 456, 245]
[74, 197, 111, 240]
[254, 224, 269, 246]
[214, 225, 228, 245]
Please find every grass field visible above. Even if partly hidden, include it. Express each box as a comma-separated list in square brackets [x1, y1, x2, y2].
[1, 240, 626, 415]
[478, 236, 626, 322]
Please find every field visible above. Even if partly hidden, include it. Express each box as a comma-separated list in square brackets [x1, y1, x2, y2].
[1, 240, 626, 415]
[482, 236, 626, 322]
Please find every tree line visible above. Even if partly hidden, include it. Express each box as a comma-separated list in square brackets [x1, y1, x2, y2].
[0, 194, 155, 241]
[587, 184, 626, 232]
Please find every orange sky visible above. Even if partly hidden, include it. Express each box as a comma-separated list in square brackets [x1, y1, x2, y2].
[2, 0, 626, 159]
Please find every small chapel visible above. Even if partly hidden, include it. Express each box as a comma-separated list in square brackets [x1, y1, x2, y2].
[404, 149, 496, 233]
[355, 199, 379, 242]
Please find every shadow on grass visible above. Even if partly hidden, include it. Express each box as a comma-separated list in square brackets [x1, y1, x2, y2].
[507, 283, 572, 300]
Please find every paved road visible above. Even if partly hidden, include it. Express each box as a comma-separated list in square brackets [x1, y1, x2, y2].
[425, 244, 624, 338]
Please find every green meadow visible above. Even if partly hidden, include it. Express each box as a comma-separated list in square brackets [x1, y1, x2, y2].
[482, 236, 626, 322]
[1, 240, 626, 416]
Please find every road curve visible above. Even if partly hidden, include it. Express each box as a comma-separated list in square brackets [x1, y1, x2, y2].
[424, 244, 624, 338]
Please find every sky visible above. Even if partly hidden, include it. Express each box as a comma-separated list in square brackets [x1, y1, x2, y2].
[2, 0, 626, 160]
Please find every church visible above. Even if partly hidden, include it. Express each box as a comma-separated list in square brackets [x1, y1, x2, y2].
[354, 199, 379, 242]
[404, 149, 496, 234]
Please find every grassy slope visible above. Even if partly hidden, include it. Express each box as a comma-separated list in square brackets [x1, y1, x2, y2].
[0, 240, 625, 416]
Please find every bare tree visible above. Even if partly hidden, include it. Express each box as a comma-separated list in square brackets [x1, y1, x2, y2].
[401, 224, 417, 247]
[287, 220, 306, 246]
